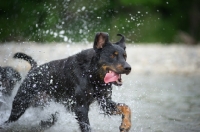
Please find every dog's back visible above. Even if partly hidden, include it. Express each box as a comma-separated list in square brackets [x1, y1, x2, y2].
[14, 48, 96, 107]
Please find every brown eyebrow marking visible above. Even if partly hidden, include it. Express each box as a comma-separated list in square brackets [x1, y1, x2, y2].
[114, 51, 118, 55]
[110, 51, 118, 58]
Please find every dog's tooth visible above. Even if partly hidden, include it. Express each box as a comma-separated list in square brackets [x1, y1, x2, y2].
[116, 78, 123, 85]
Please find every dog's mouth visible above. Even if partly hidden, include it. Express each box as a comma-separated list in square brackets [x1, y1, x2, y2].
[104, 70, 122, 86]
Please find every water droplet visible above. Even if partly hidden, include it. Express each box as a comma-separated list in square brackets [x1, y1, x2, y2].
[50, 79, 53, 84]
[82, 6, 86, 11]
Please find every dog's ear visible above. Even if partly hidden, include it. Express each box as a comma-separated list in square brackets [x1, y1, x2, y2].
[93, 32, 109, 51]
[114, 34, 126, 50]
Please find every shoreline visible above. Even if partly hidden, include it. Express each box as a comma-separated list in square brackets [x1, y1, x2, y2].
[0, 43, 200, 75]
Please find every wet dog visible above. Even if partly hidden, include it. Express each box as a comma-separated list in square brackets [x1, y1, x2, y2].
[0, 53, 36, 107]
[5, 32, 132, 132]
[0, 52, 37, 96]
[0, 66, 21, 96]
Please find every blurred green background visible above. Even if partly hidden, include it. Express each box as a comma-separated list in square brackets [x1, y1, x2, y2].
[0, 0, 199, 44]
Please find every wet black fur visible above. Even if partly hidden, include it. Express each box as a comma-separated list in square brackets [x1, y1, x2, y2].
[13, 52, 37, 68]
[0, 52, 38, 97]
[0, 66, 21, 96]
[5, 33, 131, 132]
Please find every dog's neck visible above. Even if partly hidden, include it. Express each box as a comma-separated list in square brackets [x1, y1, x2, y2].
[86, 54, 111, 87]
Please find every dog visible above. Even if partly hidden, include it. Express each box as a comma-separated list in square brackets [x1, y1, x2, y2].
[0, 53, 37, 107]
[0, 66, 21, 96]
[0, 52, 37, 96]
[5, 32, 132, 132]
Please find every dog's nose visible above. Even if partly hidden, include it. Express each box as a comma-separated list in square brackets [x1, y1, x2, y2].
[124, 63, 131, 74]
[125, 66, 131, 72]
[124, 62, 131, 75]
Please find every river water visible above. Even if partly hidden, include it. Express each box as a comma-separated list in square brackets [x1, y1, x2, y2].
[0, 43, 200, 132]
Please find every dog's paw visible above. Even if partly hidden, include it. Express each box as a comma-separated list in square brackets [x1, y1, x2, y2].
[117, 104, 131, 132]
[119, 118, 131, 132]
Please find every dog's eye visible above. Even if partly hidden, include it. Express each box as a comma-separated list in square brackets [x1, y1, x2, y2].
[123, 54, 127, 60]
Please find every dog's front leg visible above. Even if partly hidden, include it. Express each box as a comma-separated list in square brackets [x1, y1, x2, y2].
[75, 105, 91, 132]
[99, 99, 131, 132]
[116, 103, 131, 132]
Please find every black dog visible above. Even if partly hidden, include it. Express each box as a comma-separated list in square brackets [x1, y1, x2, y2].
[5, 32, 132, 132]
[0, 52, 37, 96]
[0, 66, 21, 96]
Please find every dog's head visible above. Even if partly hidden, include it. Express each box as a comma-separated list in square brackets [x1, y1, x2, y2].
[93, 32, 131, 86]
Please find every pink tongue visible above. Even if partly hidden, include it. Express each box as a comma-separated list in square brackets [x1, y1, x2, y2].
[104, 71, 119, 83]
